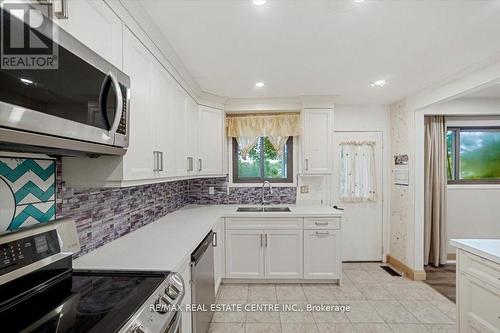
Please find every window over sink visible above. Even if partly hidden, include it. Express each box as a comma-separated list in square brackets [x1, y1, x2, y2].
[232, 137, 293, 183]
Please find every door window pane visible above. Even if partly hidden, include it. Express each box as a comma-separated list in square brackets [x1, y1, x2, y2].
[459, 130, 500, 180]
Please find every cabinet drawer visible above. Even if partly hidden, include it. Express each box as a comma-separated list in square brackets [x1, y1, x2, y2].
[459, 250, 500, 290]
[225, 218, 303, 230]
[304, 218, 340, 230]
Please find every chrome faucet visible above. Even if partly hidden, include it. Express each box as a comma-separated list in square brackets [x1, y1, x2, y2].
[261, 181, 273, 205]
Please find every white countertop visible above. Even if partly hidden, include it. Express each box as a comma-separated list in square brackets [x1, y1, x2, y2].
[74, 204, 343, 272]
[450, 239, 500, 265]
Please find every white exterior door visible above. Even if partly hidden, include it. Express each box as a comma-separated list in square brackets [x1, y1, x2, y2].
[304, 229, 341, 279]
[264, 230, 303, 279]
[332, 131, 384, 261]
[225, 229, 264, 279]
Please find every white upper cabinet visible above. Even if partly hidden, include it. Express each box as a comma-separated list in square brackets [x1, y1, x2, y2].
[153, 61, 177, 178]
[302, 109, 333, 174]
[52, 0, 123, 69]
[61, 4, 225, 187]
[197, 106, 224, 175]
[186, 97, 199, 175]
[121, 26, 156, 182]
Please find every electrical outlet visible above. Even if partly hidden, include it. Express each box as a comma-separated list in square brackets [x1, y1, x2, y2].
[300, 186, 309, 194]
[208, 186, 215, 195]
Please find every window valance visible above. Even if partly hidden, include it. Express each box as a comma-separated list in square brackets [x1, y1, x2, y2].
[226, 113, 301, 158]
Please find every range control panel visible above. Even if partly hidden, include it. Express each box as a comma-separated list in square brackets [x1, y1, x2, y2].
[0, 230, 60, 276]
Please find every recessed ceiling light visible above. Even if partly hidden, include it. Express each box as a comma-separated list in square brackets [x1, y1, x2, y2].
[370, 80, 387, 88]
[255, 82, 265, 88]
[20, 78, 34, 85]
[253, 0, 267, 6]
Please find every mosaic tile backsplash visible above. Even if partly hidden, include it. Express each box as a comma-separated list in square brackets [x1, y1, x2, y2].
[0, 157, 56, 231]
[188, 177, 297, 205]
[55, 161, 297, 257]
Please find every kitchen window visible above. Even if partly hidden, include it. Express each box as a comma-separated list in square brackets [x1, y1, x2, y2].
[232, 137, 293, 183]
[447, 127, 500, 184]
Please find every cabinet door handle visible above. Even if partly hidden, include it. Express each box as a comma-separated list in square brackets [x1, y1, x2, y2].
[265, 234, 268, 247]
[315, 231, 330, 236]
[305, 159, 309, 171]
[187, 157, 193, 172]
[198, 158, 202, 172]
[212, 232, 217, 247]
[260, 234, 263, 247]
[315, 221, 329, 226]
[53, 0, 69, 19]
[159, 151, 164, 172]
[153, 151, 158, 172]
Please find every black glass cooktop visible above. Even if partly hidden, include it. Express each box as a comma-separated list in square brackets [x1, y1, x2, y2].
[0, 269, 168, 333]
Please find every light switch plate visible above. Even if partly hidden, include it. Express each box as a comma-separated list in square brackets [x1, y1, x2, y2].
[208, 186, 215, 195]
[300, 186, 309, 194]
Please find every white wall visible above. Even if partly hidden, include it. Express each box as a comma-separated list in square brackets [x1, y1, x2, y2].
[447, 187, 500, 252]
[334, 105, 390, 130]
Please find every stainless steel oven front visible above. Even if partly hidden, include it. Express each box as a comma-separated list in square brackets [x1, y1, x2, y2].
[119, 273, 185, 333]
[0, 4, 130, 155]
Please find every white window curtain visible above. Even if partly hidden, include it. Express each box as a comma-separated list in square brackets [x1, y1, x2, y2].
[339, 141, 377, 202]
[226, 113, 300, 158]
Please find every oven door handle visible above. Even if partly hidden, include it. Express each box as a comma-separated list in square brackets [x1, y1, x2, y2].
[98, 71, 123, 136]
[167, 310, 182, 333]
[108, 71, 123, 136]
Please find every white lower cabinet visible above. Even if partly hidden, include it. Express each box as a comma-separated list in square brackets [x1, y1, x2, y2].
[224, 217, 342, 281]
[225, 229, 265, 279]
[457, 250, 500, 333]
[213, 220, 225, 294]
[265, 230, 303, 279]
[303, 229, 341, 279]
[177, 258, 192, 333]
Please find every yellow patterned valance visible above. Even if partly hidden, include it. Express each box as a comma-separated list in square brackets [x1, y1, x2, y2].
[226, 113, 300, 138]
[226, 113, 300, 157]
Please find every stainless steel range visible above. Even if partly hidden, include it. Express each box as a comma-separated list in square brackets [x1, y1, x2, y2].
[0, 219, 184, 333]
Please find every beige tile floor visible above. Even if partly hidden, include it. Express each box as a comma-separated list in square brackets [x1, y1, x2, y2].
[209, 263, 457, 333]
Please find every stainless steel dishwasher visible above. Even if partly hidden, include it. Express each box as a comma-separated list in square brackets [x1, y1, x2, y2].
[191, 230, 216, 333]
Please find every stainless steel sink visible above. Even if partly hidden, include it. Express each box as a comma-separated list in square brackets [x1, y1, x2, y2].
[236, 207, 291, 212]
[236, 207, 264, 212]
[263, 207, 291, 212]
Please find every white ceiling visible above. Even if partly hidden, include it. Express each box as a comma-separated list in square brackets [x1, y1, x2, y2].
[465, 83, 500, 99]
[139, 0, 500, 105]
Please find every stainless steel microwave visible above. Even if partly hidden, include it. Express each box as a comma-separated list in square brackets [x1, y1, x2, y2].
[0, 5, 130, 156]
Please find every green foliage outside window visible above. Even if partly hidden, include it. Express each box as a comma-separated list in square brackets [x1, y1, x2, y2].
[235, 137, 292, 182]
[447, 128, 500, 182]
